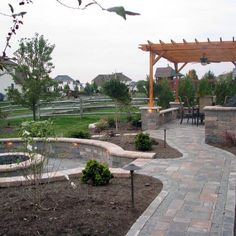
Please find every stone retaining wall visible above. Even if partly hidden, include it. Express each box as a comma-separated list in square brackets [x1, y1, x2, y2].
[140, 106, 179, 130]
[158, 108, 179, 126]
[204, 106, 236, 144]
[0, 138, 156, 169]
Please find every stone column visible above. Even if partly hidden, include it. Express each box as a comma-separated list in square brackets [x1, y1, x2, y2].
[204, 106, 236, 144]
[169, 101, 183, 118]
[140, 106, 161, 130]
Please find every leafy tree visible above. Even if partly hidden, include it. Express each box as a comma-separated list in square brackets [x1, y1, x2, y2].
[215, 74, 236, 105]
[6, 33, 58, 121]
[201, 70, 216, 92]
[198, 79, 213, 97]
[156, 79, 174, 109]
[202, 70, 216, 81]
[178, 76, 196, 106]
[91, 82, 98, 93]
[136, 76, 158, 99]
[84, 82, 93, 95]
[136, 80, 148, 95]
[186, 69, 198, 80]
[63, 84, 70, 95]
[102, 79, 131, 130]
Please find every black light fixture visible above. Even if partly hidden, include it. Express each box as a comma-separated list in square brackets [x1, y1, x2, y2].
[123, 163, 141, 208]
[200, 54, 209, 66]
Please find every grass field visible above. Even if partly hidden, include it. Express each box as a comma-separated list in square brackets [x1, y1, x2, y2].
[0, 113, 134, 138]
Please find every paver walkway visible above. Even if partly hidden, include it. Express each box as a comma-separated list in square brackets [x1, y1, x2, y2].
[127, 120, 236, 236]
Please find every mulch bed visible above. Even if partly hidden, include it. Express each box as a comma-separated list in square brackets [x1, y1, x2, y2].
[92, 122, 182, 159]
[0, 175, 162, 236]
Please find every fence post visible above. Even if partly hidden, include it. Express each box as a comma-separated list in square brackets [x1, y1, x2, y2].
[80, 97, 83, 118]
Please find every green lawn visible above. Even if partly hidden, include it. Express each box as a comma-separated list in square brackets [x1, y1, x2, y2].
[0, 115, 115, 138]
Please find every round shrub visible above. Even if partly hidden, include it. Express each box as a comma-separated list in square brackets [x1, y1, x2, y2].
[107, 117, 116, 128]
[81, 160, 113, 186]
[131, 114, 142, 128]
[95, 119, 109, 132]
[134, 132, 152, 151]
[68, 130, 91, 139]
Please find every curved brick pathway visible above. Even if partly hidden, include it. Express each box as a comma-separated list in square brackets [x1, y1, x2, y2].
[127, 120, 236, 236]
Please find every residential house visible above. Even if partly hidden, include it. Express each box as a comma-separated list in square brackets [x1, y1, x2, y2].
[92, 73, 132, 89]
[54, 75, 82, 91]
[155, 65, 183, 90]
[0, 57, 20, 95]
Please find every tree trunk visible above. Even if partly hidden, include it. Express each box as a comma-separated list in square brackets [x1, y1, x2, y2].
[32, 103, 36, 121]
[115, 102, 118, 131]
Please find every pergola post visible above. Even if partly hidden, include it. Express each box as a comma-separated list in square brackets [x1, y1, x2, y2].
[149, 52, 155, 108]
[174, 63, 179, 102]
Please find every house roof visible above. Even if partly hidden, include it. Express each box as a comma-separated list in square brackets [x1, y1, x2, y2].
[54, 75, 75, 82]
[155, 66, 176, 78]
[92, 73, 132, 86]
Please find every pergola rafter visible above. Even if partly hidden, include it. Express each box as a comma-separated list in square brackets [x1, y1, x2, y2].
[139, 38, 236, 107]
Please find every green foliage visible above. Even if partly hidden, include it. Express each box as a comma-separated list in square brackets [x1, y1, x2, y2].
[186, 69, 199, 80]
[102, 79, 131, 104]
[202, 70, 216, 81]
[136, 80, 148, 96]
[198, 79, 213, 97]
[63, 84, 70, 94]
[145, 76, 159, 98]
[130, 114, 142, 128]
[157, 80, 174, 109]
[107, 117, 116, 128]
[179, 76, 196, 106]
[0, 108, 7, 120]
[95, 118, 109, 132]
[215, 75, 236, 105]
[84, 82, 94, 95]
[134, 133, 152, 151]
[102, 79, 131, 130]
[81, 160, 113, 186]
[19, 120, 54, 138]
[67, 130, 91, 139]
[6, 33, 58, 121]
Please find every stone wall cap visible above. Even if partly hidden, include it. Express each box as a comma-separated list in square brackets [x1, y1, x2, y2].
[204, 106, 236, 111]
[139, 106, 162, 110]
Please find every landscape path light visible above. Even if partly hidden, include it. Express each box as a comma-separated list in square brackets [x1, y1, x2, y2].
[123, 163, 141, 208]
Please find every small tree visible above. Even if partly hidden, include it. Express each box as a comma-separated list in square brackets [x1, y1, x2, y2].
[179, 76, 196, 106]
[102, 79, 131, 130]
[136, 80, 148, 96]
[63, 84, 70, 95]
[186, 69, 199, 80]
[6, 33, 58, 120]
[198, 79, 213, 97]
[157, 79, 174, 109]
[215, 74, 236, 105]
[84, 82, 93, 96]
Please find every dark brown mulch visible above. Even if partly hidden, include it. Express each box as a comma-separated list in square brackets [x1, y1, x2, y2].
[0, 175, 162, 236]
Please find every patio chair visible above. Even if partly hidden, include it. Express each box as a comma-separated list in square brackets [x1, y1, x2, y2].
[180, 104, 194, 124]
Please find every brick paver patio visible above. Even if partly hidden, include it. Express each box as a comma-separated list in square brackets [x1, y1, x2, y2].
[126, 120, 236, 236]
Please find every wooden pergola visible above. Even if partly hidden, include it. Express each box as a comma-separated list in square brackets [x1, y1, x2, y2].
[139, 38, 236, 107]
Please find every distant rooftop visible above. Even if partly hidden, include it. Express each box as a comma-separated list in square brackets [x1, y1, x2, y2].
[92, 73, 132, 86]
[54, 75, 75, 82]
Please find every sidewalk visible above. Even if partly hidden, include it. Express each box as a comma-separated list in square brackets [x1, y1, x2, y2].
[127, 120, 236, 236]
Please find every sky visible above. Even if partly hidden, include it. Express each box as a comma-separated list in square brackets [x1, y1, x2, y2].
[1, 0, 236, 84]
